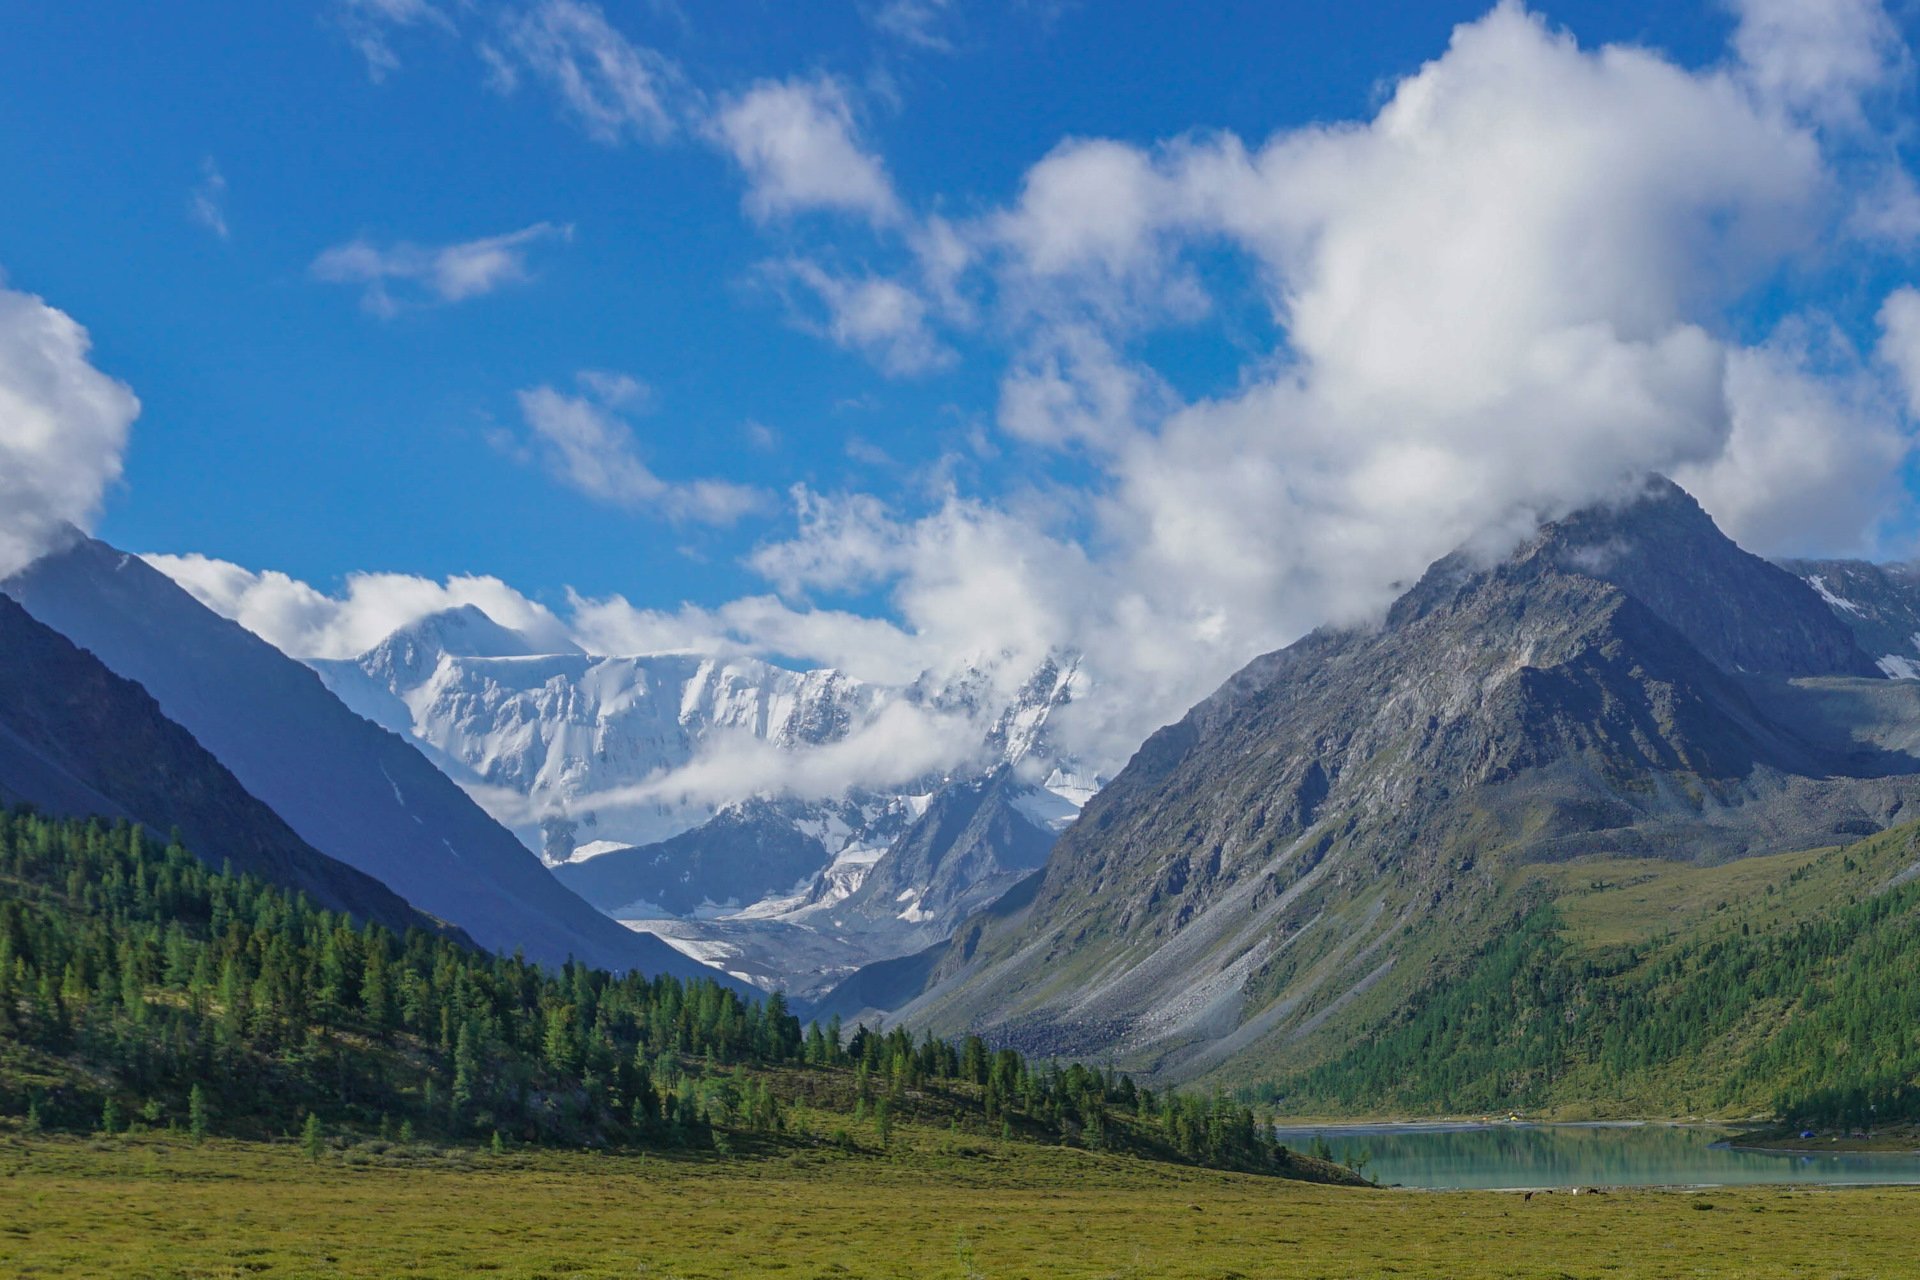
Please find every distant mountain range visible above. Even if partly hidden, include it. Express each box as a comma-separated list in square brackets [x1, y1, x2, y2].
[306, 610, 1093, 994]
[11, 471, 1920, 1098]
[843, 478, 1920, 1091]
[2, 535, 723, 982]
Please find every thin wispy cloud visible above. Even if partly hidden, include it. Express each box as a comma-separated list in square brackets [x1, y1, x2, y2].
[869, 0, 960, 51]
[516, 371, 768, 524]
[767, 258, 955, 377]
[310, 221, 573, 315]
[332, 0, 455, 82]
[482, 0, 690, 144]
[187, 157, 229, 240]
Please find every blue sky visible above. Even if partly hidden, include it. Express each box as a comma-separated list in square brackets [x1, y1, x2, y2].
[3, 0, 1919, 767]
[4, 1, 1741, 599]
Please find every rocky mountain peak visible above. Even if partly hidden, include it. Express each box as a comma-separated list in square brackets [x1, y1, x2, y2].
[1390, 475, 1879, 679]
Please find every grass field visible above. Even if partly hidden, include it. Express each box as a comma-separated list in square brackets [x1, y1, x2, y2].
[6, 1127, 1920, 1279]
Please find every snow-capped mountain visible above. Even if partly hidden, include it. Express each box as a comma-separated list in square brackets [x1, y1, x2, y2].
[309, 610, 1099, 991]
[3, 537, 725, 983]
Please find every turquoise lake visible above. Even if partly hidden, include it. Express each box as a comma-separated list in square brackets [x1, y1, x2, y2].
[1269, 1122, 1920, 1190]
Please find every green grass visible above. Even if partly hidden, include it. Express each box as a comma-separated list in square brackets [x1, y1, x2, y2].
[1253, 821, 1920, 1124]
[5, 1127, 1920, 1279]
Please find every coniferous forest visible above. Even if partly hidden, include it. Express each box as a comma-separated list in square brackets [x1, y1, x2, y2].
[1257, 830, 1920, 1128]
[0, 808, 1323, 1178]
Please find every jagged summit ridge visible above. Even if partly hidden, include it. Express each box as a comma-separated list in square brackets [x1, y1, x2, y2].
[1392, 476, 1878, 679]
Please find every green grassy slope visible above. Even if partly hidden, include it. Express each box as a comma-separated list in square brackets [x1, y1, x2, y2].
[1251, 822, 1920, 1124]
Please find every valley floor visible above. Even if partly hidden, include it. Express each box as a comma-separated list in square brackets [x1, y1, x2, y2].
[6, 1132, 1920, 1278]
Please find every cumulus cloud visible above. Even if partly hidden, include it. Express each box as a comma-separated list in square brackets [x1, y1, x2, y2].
[143, 555, 576, 661]
[731, 1, 1920, 766]
[1878, 286, 1920, 416]
[1676, 331, 1907, 555]
[484, 0, 688, 144]
[166, 1, 1920, 797]
[1729, 0, 1905, 125]
[310, 221, 572, 315]
[713, 76, 902, 226]
[0, 282, 140, 580]
[516, 372, 767, 523]
[188, 158, 229, 240]
[997, 326, 1173, 451]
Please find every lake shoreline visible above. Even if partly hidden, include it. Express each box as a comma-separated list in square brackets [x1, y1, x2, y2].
[1264, 1120, 1920, 1190]
[1272, 1118, 1920, 1154]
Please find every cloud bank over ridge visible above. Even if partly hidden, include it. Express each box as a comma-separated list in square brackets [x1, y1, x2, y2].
[148, 1, 1920, 795]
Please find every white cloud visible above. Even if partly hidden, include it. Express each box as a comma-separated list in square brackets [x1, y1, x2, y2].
[578, 700, 981, 810]
[1878, 286, 1920, 417]
[771, 260, 955, 376]
[0, 282, 140, 580]
[713, 75, 902, 226]
[997, 326, 1172, 451]
[310, 221, 572, 315]
[567, 589, 934, 685]
[142, 555, 575, 661]
[486, 0, 687, 144]
[869, 0, 959, 50]
[162, 1, 1920, 796]
[333, 0, 454, 82]
[516, 372, 767, 524]
[735, 2, 1918, 768]
[1676, 330, 1908, 556]
[188, 157, 229, 240]
[1729, 0, 1905, 125]
[1849, 166, 1920, 245]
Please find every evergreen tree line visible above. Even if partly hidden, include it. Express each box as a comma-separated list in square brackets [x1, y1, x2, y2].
[0, 810, 1303, 1174]
[1254, 865, 1920, 1128]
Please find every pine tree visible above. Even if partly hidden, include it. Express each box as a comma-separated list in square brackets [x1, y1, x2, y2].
[99, 1097, 122, 1135]
[452, 1021, 479, 1121]
[301, 1111, 324, 1160]
[543, 1004, 578, 1074]
[188, 1083, 210, 1143]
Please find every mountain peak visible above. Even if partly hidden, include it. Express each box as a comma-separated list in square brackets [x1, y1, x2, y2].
[1393, 475, 1879, 680]
[370, 604, 572, 662]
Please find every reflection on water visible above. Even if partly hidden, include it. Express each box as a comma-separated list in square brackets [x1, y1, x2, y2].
[1269, 1122, 1920, 1190]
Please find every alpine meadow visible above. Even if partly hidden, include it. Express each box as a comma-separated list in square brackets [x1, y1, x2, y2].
[8, 0, 1920, 1276]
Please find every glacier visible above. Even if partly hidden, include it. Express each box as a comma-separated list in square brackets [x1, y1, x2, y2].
[310, 605, 1100, 994]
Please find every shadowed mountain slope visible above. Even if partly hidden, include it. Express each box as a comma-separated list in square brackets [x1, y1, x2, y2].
[3, 535, 731, 983]
[0, 594, 456, 937]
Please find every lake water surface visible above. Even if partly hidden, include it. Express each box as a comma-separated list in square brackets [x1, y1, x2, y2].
[1269, 1122, 1920, 1190]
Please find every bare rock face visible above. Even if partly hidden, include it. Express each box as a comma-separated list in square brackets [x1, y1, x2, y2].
[833, 766, 1056, 946]
[1779, 557, 1920, 679]
[554, 801, 833, 918]
[888, 477, 1920, 1080]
